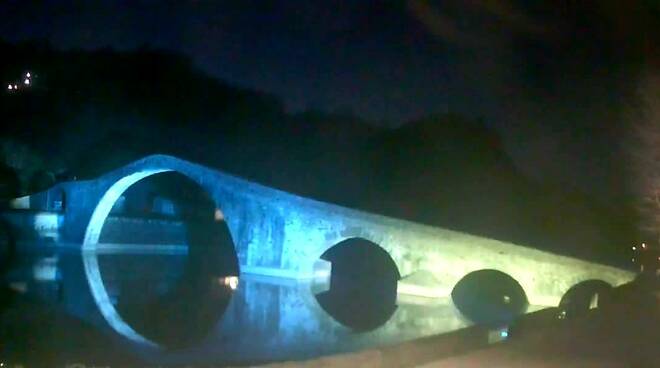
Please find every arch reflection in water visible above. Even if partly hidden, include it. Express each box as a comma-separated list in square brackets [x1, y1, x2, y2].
[87, 172, 239, 349]
[451, 269, 528, 327]
[314, 238, 399, 331]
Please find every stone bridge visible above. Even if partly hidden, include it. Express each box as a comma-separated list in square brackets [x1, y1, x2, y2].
[5, 154, 635, 340]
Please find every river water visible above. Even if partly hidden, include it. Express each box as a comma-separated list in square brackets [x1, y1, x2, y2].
[1, 244, 472, 367]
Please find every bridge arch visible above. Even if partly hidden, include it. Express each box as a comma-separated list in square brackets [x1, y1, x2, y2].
[82, 163, 239, 348]
[320, 237, 401, 281]
[559, 279, 612, 318]
[307, 227, 409, 280]
[314, 237, 399, 331]
[451, 269, 528, 326]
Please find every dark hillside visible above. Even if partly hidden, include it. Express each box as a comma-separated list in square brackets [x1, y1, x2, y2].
[0, 40, 636, 266]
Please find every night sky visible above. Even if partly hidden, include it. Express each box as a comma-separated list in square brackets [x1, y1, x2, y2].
[0, 0, 657, 198]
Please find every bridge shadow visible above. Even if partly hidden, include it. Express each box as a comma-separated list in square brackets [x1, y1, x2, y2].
[94, 172, 238, 349]
[314, 238, 399, 332]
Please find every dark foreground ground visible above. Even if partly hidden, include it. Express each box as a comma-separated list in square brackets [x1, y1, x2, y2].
[423, 280, 660, 367]
[263, 278, 660, 368]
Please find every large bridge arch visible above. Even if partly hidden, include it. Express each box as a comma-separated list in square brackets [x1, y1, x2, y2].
[71, 155, 259, 260]
[81, 162, 244, 348]
[83, 169, 171, 250]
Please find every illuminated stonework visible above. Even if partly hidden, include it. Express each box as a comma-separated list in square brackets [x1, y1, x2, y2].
[19, 154, 635, 347]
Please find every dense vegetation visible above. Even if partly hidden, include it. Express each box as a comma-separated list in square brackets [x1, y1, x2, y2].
[0, 40, 636, 266]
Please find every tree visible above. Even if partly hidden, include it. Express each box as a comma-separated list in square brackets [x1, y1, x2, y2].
[630, 70, 660, 243]
[0, 138, 47, 196]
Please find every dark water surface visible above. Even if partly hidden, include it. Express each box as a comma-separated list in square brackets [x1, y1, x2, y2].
[0, 244, 470, 367]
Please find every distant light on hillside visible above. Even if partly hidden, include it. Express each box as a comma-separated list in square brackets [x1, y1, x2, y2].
[5, 70, 34, 93]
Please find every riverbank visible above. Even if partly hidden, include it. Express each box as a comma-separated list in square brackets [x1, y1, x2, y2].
[260, 279, 660, 368]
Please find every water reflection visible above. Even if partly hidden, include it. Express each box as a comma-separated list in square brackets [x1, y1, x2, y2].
[1, 187, 478, 366]
[315, 283, 397, 332]
[1, 246, 472, 366]
[98, 250, 233, 350]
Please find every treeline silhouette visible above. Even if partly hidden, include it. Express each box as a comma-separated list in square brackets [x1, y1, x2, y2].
[0, 40, 636, 266]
